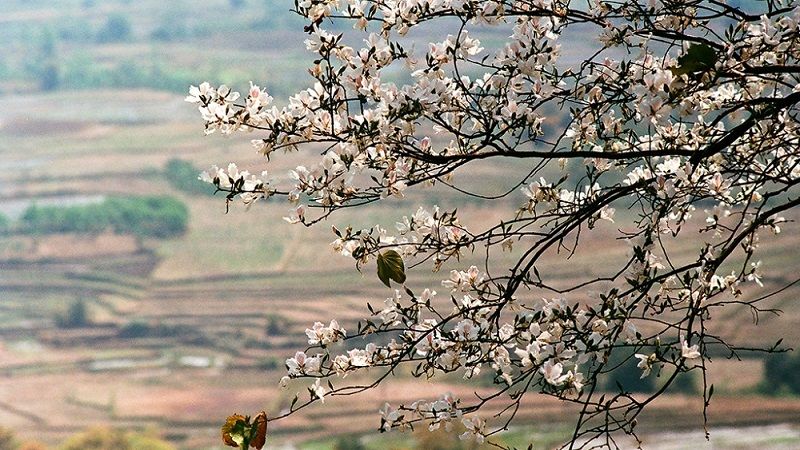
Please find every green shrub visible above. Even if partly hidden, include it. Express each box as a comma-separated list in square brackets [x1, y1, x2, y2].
[56, 299, 91, 328]
[96, 14, 132, 43]
[266, 315, 290, 336]
[602, 347, 656, 393]
[150, 23, 189, 42]
[20, 196, 188, 238]
[670, 370, 699, 395]
[256, 357, 280, 370]
[0, 213, 9, 234]
[118, 320, 152, 338]
[118, 321, 182, 339]
[761, 351, 800, 395]
[105, 196, 189, 238]
[164, 159, 215, 196]
[39, 63, 60, 91]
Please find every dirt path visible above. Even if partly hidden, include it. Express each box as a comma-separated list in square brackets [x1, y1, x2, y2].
[273, 224, 302, 273]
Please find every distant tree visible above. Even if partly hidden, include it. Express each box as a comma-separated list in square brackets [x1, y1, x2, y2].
[19, 196, 188, 238]
[106, 196, 189, 238]
[57, 299, 90, 329]
[111, 60, 148, 87]
[96, 14, 132, 43]
[20, 203, 42, 234]
[670, 370, 699, 395]
[38, 27, 56, 58]
[38, 64, 60, 91]
[117, 320, 152, 338]
[150, 23, 189, 42]
[36, 28, 60, 91]
[256, 357, 280, 370]
[0, 213, 9, 235]
[189, 1, 800, 448]
[164, 159, 215, 195]
[602, 348, 656, 394]
[230, 0, 246, 9]
[762, 351, 800, 395]
[265, 315, 289, 336]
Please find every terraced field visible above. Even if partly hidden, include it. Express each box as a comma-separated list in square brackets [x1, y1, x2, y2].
[2, 225, 799, 448]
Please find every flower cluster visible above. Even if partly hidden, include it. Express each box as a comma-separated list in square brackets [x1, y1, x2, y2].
[305, 320, 346, 346]
[199, 163, 272, 206]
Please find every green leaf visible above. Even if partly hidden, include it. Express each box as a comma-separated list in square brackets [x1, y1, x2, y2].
[376, 250, 406, 287]
[672, 44, 718, 75]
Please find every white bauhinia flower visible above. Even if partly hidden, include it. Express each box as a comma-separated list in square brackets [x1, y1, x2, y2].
[310, 378, 327, 403]
[635, 353, 656, 378]
[681, 334, 701, 361]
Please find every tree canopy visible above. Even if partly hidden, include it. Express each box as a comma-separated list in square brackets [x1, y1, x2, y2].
[186, 0, 800, 448]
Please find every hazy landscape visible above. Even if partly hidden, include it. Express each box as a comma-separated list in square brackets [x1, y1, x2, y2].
[0, 1, 799, 449]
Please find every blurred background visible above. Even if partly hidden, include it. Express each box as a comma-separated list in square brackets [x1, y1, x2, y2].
[0, 1, 798, 449]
